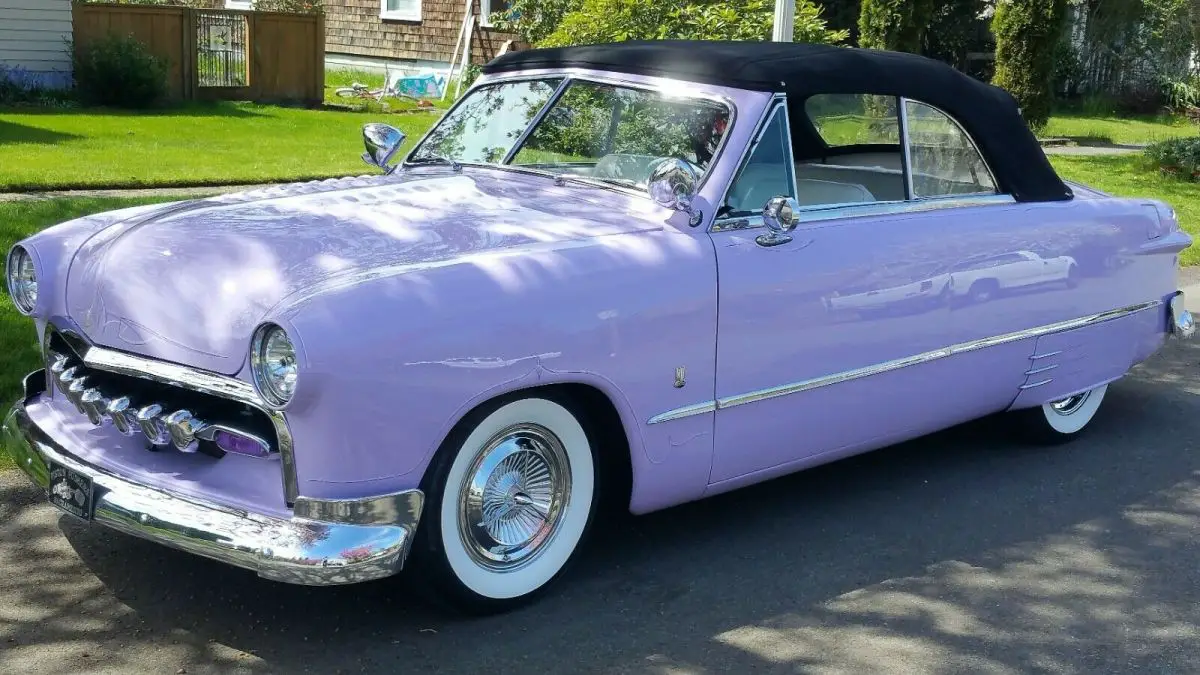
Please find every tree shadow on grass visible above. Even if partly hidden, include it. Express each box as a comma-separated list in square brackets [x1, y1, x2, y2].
[0, 120, 82, 146]
[1, 340, 1198, 673]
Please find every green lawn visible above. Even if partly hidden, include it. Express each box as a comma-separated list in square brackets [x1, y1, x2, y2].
[0, 197, 184, 471]
[1042, 114, 1197, 145]
[1050, 155, 1200, 265]
[0, 102, 438, 191]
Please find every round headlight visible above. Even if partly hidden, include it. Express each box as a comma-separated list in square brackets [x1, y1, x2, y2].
[6, 246, 37, 315]
[251, 323, 298, 408]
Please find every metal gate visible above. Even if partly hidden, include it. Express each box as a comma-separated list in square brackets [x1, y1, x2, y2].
[196, 11, 249, 87]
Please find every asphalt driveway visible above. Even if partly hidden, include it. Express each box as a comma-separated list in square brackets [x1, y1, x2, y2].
[2, 334, 1199, 674]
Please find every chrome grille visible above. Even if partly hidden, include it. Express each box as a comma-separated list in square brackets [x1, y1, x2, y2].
[46, 329, 276, 459]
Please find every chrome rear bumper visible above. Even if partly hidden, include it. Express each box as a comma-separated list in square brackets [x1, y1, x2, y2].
[1170, 290, 1195, 339]
[3, 370, 424, 586]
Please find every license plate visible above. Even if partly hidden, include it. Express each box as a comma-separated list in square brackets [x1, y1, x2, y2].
[48, 463, 94, 520]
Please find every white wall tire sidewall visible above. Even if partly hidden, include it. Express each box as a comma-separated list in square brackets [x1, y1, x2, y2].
[438, 398, 595, 601]
[1041, 384, 1107, 435]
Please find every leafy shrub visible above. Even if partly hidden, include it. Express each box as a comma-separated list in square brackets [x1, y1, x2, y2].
[253, 0, 323, 13]
[991, 0, 1069, 133]
[539, 0, 848, 48]
[1162, 74, 1200, 113]
[1144, 137, 1200, 181]
[72, 33, 170, 108]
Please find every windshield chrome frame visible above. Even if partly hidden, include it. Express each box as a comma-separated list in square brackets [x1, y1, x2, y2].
[402, 68, 739, 201]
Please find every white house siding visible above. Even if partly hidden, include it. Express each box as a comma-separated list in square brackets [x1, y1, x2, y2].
[0, 0, 73, 89]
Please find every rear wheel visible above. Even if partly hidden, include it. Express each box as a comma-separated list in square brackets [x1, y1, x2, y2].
[414, 394, 598, 614]
[968, 279, 999, 304]
[1012, 383, 1108, 444]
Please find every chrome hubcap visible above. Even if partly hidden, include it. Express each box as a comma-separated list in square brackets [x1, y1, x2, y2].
[1050, 391, 1090, 416]
[459, 423, 571, 571]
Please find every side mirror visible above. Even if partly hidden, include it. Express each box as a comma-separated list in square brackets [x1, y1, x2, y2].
[757, 196, 800, 247]
[648, 158, 702, 226]
[362, 123, 406, 174]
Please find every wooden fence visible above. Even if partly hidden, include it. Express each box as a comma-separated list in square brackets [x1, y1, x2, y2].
[72, 2, 324, 105]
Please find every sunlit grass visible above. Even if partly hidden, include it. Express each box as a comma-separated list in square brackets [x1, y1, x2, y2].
[0, 101, 438, 191]
[1042, 114, 1197, 146]
[1050, 154, 1199, 265]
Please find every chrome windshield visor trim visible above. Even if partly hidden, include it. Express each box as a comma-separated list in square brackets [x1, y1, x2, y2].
[647, 300, 1161, 423]
[46, 324, 300, 505]
[4, 373, 424, 586]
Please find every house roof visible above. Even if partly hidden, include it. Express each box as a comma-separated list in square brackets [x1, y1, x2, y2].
[483, 40, 1072, 203]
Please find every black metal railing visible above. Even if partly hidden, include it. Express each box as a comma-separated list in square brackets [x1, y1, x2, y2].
[196, 11, 249, 88]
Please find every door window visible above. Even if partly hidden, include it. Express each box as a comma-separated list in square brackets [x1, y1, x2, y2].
[722, 105, 795, 217]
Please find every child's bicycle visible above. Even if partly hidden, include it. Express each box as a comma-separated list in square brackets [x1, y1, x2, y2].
[333, 66, 444, 106]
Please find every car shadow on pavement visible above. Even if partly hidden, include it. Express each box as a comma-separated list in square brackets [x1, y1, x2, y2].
[3, 338, 1199, 674]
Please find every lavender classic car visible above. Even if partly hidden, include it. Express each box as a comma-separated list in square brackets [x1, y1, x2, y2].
[4, 40, 1196, 613]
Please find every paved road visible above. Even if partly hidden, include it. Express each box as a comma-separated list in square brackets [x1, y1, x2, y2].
[2, 335, 1200, 674]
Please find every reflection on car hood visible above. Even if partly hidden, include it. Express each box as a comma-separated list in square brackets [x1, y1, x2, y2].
[65, 169, 661, 375]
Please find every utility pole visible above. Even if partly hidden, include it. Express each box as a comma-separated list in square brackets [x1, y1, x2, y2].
[772, 0, 795, 41]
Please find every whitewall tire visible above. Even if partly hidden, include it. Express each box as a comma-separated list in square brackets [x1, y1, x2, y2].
[415, 394, 598, 613]
[1014, 383, 1108, 444]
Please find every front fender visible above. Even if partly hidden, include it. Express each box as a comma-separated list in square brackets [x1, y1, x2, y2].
[275, 228, 719, 509]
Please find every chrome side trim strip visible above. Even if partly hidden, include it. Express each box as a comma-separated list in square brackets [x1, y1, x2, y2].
[646, 400, 718, 425]
[647, 300, 1161, 424]
[710, 194, 1017, 232]
[1030, 350, 1063, 360]
[1025, 363, 1059, 376]
[1019, 379, 1054, 390]
[50, 325, 299, 504]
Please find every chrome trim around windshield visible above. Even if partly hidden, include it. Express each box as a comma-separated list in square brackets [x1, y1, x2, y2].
[646, 300, 1162, 423]
[403, 69, 739, 200]
[47, 324, 299, 504]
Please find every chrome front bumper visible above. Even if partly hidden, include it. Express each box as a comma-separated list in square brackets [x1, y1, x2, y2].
[3, 370, 424, 586]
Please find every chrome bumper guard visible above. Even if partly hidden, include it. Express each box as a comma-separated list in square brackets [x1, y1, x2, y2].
[3, 370, 424, 586]
[1170, 290, 1195, 339]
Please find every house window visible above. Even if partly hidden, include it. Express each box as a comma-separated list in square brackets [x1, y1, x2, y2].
[225, 0, 253, 8]
[381, 0, 421, 21]
[479, 0, 510, 27]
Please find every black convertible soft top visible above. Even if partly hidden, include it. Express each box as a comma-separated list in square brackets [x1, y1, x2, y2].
[484, 40, 1072, 203]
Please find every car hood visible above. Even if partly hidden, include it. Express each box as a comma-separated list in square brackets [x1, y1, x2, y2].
[65, 169, 662, 375]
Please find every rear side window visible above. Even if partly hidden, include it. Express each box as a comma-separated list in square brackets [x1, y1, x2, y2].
[904, 100, 997, 197]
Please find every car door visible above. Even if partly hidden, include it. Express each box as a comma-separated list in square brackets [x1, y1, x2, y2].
[706, 95, 969, 486]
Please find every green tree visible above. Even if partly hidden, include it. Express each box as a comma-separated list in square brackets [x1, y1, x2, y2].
[539, 0, 848, 47]
[924, 0, 989, 69]
[991, 0, 1069, 132]
[857, 0, 937, 52]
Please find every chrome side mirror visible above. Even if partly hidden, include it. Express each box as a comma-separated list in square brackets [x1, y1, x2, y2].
[362, 123, 406, 174]
[648, 158, 702, 226]
[756, 196, 800, 247]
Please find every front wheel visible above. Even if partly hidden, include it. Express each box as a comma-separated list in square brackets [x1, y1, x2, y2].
[1012, 383, 1108, 444]
[414, 395, 598, 614]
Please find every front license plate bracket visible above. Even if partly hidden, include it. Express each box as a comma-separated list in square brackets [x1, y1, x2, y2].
[48, 462, 95, 520]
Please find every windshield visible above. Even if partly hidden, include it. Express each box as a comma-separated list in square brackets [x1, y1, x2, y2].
[408, 77, 732, 191]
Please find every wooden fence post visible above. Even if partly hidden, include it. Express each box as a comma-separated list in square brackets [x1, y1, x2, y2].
[313, 12, 325, 106]
[181, 8, 196, 100]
